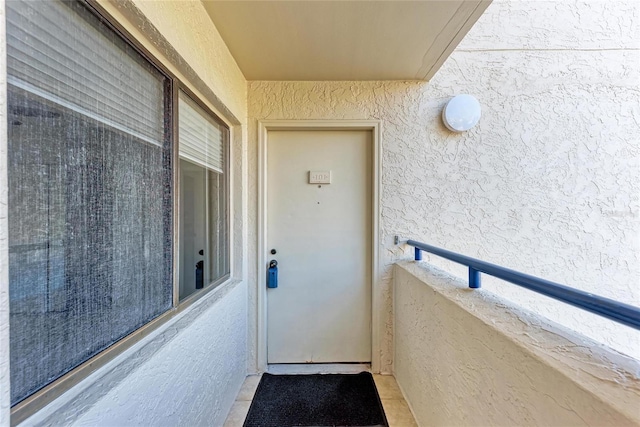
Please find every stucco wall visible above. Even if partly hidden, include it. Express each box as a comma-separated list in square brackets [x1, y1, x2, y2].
[394, 261, 640, 427]
[247, 0, 640, 366]
[22, 281, 247, 427]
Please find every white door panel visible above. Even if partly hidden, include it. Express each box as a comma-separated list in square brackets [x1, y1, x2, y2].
[267, 130, 372, 363]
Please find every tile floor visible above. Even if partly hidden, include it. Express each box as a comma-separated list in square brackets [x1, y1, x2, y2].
[223, 373, 418, 427]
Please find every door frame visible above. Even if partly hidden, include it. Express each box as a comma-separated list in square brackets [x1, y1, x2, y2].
[257, 120, 382, 373]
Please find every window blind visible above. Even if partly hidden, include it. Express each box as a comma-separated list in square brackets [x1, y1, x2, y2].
[7, 0, 172, 405]
[6, 0, 164, 146]
[179, 92, 225, 173]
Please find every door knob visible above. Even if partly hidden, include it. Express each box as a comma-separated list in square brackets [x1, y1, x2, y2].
[271, 249, 277, 255]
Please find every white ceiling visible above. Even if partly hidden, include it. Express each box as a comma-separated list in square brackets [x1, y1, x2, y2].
[202, 0, 490, 81]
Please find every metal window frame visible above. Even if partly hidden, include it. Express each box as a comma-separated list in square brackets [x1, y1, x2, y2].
[175, 86, 232, 305]
[9, 0, 232, 424]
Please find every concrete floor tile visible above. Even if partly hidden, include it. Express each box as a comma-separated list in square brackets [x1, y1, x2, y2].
[223, 401, 251, 427]
[373, 374, 404, 400]
[381, 398, 419, 427]
[237, 375, 262, 401]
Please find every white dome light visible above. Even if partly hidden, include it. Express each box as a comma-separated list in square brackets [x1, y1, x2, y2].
[442, 94, 481, 132]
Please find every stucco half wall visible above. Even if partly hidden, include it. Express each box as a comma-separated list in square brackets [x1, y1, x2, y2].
[394, 261, 640, 426]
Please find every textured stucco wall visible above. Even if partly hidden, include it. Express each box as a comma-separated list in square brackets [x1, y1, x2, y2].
[0, 0, 10, 425]
[247, 0, 640, 366]
[394, 261, 640, 427]
[23, 281, 247, 427]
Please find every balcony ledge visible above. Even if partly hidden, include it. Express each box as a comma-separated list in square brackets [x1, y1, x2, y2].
[394, 261, 640, 426]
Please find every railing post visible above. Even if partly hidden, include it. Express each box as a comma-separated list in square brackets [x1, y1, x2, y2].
[414, 247, 422, 261]
[469, 267, 481, 288]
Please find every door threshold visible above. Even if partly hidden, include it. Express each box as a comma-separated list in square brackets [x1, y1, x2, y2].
[267, 363, 371, 375]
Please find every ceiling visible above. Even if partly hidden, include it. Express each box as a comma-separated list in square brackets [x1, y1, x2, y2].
[202, 0, 490, 81]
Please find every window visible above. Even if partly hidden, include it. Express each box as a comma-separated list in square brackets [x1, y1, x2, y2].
[178, 91, 230, 300]
[7, 0, 232, 411]
[7, 0, 172, 405]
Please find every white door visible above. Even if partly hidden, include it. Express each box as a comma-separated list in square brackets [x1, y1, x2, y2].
[267, 129, 372, 363]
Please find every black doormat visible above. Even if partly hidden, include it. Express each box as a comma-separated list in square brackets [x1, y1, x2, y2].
[243, 372, 388, 427]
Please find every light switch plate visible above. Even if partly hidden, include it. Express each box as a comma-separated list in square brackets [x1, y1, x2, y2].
[309, 170, 331, 184]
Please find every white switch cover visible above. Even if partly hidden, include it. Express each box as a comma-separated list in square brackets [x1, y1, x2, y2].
[309, 170, 331, 184]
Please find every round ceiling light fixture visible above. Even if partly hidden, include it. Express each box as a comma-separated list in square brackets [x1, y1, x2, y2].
[442, 94, 481, 132]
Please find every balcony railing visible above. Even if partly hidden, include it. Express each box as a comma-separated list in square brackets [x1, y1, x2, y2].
[406, 239, 640, 330]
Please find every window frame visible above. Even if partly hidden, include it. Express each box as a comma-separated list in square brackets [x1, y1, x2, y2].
[9, 0, 233, 423]
[175, 85, 232, 304]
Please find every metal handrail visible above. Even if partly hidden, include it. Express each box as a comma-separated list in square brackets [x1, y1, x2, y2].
[406, 239, 640, 330]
